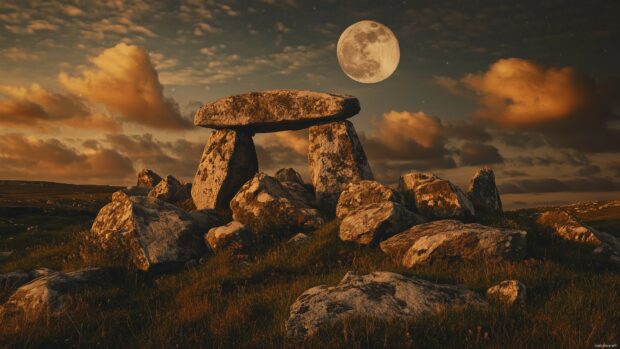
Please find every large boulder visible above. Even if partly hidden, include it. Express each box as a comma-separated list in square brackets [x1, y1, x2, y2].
[205, 221, 252, 252]
[274, 167, 304, 185]
[136, 169, 162, 188]
[230, 173, 324, 235]
[194, 90, 360, 133]
[336, 180, 402, 219]
[89, 191, 209, 271]
[467, 168, 502, 215]
[398, 172, 475, 221]
[487, 280, 527, 305]
[308, 120, 373, 212]
[148, 175, 190, 204]
[192, 129, 258, 213]
[380, 220, 527, 268]
[286, 271, 487, 338]
[0, 268, 106, 323]
[339, 202, 426, 245]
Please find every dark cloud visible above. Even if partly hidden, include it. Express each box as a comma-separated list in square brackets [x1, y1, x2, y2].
[510, 151, 590, 167]
[609, 161, 620, 177]
[458, 142, 503, 166]
[499, 177, 620, 194]
[503, 169, 527, 177]
[497, 131, 546, 148]
[444, 121, 493, 142]
[577, 164, 602, 177]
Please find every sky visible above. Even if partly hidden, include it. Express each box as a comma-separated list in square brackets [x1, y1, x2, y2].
[0, 0, 619, 209]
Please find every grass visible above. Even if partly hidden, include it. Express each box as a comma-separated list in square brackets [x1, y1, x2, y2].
[0, 184, 618, 348]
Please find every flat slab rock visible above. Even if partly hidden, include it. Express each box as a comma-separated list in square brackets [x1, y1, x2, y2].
[380, 220, 527, 267]
[194, 90, 360, 133]
[286, 271, 487, 338]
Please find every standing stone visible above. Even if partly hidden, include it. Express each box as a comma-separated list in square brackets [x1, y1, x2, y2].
[467, 168, 502, 215]
[308, 120, 373, 212]
[136, 169, 162, 188]
[192, 129, 258, 213]
[148, 175, 190, 204]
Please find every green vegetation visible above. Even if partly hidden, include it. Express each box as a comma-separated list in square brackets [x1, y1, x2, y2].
[0, 184, 618, 348]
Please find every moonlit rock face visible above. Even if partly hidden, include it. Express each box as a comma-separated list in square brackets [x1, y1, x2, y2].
[337, 20, 400, 83]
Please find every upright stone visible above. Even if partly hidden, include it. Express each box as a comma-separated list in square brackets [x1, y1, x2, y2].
[136, 169, 162, 188]
[308, 120, 373, 212]
[192, 129, 258, 213]
[468, 167, 502, 215]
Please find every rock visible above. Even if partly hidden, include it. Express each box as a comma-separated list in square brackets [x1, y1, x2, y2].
[0, 270, 31, 289]
[398, 172, 475, 221]
[194, 90, 360, 133]
[192, 129, 258, 213]
[308, 120, 373, 212]
[286, 271, 487, 338]
[275, 168, 304, 185]
[288, 233, 309, 244]
[230, 172, 324, 235]
[89, 191, 206, 271]
[467, 168, 502, 215]
[0, 268, 106, 322]
[136, 169, 162, 188]
[280, 180, 315, 205]
[335, 180, 402, 219]
[206, 221, 252, 252]
[189, 209, 228, 232]
[148, 175, 190, 204]
[380, 220, 527, 267]
[119, 186, 150, 196]
[339, 202, 426, 245]
[487, 280, 527, 305]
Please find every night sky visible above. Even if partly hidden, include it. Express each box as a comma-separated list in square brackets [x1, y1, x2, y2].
[1, 0, 619, 208]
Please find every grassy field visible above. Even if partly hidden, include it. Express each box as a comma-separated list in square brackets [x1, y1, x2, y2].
[0, 182, 618, 348]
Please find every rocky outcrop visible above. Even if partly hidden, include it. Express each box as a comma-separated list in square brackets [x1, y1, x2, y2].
[487, 280, 527, 305]
[467, 168, 502, 215]
[286, 271, 487, 338]
[136, 169, 162, 188]
[308, 120, 373, 212]
[335, 180, 402, 219]
[89, 191, 209, 271]
[192, 129, 258, 213]
[194, 90, 360, 133]
[380, 220, 527, 267]
[339, 202, 425, 245]
[230, 173, 324, 235]
[275, 168, 305, 185]
[205, 221, 252, 252]
[0, 268, 106, 322]
[398, 172, 475, 221]
[148, 175, 190, 204]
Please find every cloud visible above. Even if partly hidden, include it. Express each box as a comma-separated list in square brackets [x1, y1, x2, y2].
[608, 161, 620, 177]
[1, 47, 40, 61]
[433, 76, 465, 95]
[59, 43, 191, 130]
[62, 5, 84, 17]
[577, 164, 601, 176]
[458, 142, 503, 166]
[499, 177, 620, 194]
[254, 130, 308, 176]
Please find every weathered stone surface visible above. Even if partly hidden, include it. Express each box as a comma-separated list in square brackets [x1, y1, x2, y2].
[205, 221, 252, 252]
[120, 186, 150, 196]
[136, 169, 162, 188]
[398, 172, 475, 221]
[308, 120, 373, 212]
[336, 180, 402, 219]
[230, 172, 324, 235]
[487, 280, 527, 305]
[89, 191, 207, 271]
[536, 210, 620, 265]
[339, 202, 426, 245]
[380, 220, 527, 267]
[0, 268, 105, 322]
[148, 175, 190, 204]
[467, 168, 502, 215]
[286, 271, 487, 338]
[189, 209, 228, 232]
[288, 232, 309, 244]
[275, 167, 304, 185]
[192, 129, 258, 213]
[194, 90, 360, 132]
[0, 270, 31, 289]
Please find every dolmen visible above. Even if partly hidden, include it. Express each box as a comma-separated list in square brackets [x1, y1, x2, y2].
[191, 90, 373, 214]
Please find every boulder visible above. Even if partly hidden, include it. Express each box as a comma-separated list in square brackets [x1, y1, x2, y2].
[205, 221, 252, 252]
[192, 129, 258, 213]
[119, 186, 150, 196]
[194, 90, 360, 133]
[339, 202, 426, 245]
[0, 268, 56, 290]
[288, 232, 309, 244]
[89, 191, 208, 271]
[148, 175, 190, 204]
[487, 280, 527, 305]
[275, 167, 304, 185]
[308, 120, 373, 212]
[467, 168, 502, 215]
[0, 268, 106, 322]
[136, 169, 162, 188]
[230, 172, 324, 235]
[398, 172, 475, 221]
[286, 271, 487, 338]
[336, 180, 402, 219]
[380, 220, 527, 268]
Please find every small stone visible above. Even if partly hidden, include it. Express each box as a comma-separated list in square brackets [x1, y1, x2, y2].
[487, 280, 527, 305]
[336, 180, 402, 219]
[148, 175, 190, 204]
[288, 233, 309, 244]
[206, 221, 252, 252]
[136, 169, 162, 188]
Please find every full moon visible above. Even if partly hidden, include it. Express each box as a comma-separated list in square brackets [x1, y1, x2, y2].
[337, 20, 400, 84]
